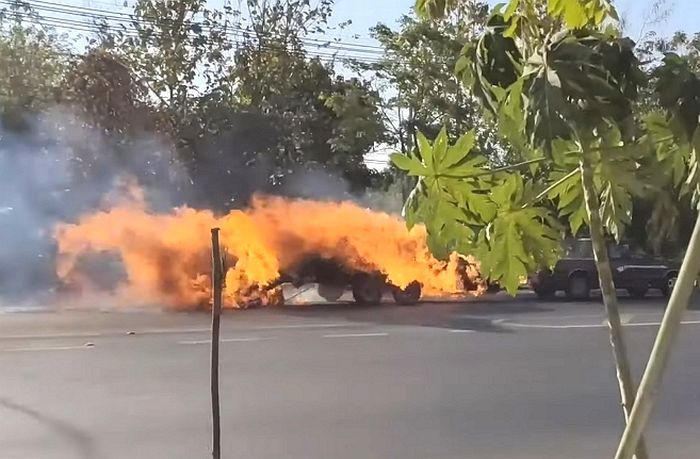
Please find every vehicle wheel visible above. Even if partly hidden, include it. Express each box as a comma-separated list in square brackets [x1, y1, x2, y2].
[566, 273, 590, 300]
[236, 297, 262, 309]
[392, 281, 422, 305]
[627, 287, 648, 299]
[352, 274, 383, 305]
[533, 287, 556, 299]
[317, 284, 344, 302]
[661, 273, 678, 298]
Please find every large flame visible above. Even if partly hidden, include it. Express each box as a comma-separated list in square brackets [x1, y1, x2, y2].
[54, 184, 483, 309]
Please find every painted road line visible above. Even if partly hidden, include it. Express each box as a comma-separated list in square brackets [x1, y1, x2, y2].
[178, 337, 274, 345]
[251, 323, 352, 330]
[322, 332, 389, 338]
[602, 313, 635, 326]
[0, 331, 104, 340]
[448, 329, 475, 333]
[3, 345, 90, 352]
[508, 319, 700, 330]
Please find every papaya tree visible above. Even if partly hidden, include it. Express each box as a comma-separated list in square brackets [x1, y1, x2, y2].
[397, 1, 658, 457]
[614, 54, 700, 459]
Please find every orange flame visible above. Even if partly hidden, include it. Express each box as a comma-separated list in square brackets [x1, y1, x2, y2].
[54, 184, 483, 309]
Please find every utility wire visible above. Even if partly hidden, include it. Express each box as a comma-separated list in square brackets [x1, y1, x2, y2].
[1, 7, 384, 65]
[8, 0, 386, 56]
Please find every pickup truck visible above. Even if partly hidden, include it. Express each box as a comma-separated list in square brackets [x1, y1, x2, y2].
[528, 238, 680, 300]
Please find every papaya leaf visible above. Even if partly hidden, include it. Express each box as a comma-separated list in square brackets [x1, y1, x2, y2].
[477, 206, 562, 294]
[548, 0, 587, 29]
[416, 131, 435, 172]
[390, 153, 430, 177]
[432, 127, 449, 166]
[440, 130, 477, 171]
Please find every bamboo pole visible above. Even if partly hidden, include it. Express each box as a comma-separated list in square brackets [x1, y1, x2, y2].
[614, 215, 700, 459]
[210, 228, 223, 459]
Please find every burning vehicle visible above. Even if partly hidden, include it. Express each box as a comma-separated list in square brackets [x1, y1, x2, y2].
[53, 188, 484, 310]
[229, 255, 424, 308]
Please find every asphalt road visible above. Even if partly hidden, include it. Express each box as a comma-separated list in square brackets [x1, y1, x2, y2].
[2, 293, 700, 459]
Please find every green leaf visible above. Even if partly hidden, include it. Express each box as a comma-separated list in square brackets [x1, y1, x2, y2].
[416, 131, 435, 172]
[547, 0, 587, 29]
[390, 153, 430, 176]
[547, 168, 588, 235]
[432, 127, 449, 166]
[415, 0, 453, 19]
[477, 206, 562, 294]
[503, 0, 520, 20]
[440, 130, 476, 171]
[526, 64, 572, 155]
[490, 174, 523, 208]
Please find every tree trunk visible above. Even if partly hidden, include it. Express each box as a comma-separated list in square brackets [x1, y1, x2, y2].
[210, 228, 223, 459]
[579, 150, 649, 459]
[614, 214, 700, 459]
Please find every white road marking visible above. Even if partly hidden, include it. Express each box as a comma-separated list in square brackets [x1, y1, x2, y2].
[3, 345, 89, 352]
[1, 332, 104, 340]
[178, 337, 273, 345]
[602, 313, 634, 326]
[251, 323, 351, 330]
[136, 327, 210, 335]
[448, 329, 475, 333]
[1, 324, 350, 341]
[508, 319, 700, 330]
[322, 332, 389, 338]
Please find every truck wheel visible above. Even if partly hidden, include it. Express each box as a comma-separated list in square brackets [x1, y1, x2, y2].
[317, 284, 344, 302]
[627, 287, 648, 299]
[661, 273, 678, 298]
[352, 274, 383, 305]
[566, 273, 590, 300]
[533, 287, 556, 299]
[392, 281, 422, 305]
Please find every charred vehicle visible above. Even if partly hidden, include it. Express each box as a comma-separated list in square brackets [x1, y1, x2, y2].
[235, 256, 424, 308]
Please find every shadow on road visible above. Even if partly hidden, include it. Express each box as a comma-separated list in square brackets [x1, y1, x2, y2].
[0, 397, 98, 459]
[252, 288, 690, 332]
[260, 292, 562, 332]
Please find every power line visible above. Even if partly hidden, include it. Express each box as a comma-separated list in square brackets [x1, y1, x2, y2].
[0, 7, 384, 65]
[11, 0, 386, 56]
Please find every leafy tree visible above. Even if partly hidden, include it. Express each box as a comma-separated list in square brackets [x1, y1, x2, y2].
[62, 48, 152, 136]
[393, 1, 696, 456]
[614, 54, 700, 459]
[0, 0, 68, 130]
[106, 0, 233, 134]
[228, 0, 387, 192]
[363, 3, 496, 157]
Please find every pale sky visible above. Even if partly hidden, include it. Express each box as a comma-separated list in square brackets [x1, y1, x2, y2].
[75, 0, 698, 46]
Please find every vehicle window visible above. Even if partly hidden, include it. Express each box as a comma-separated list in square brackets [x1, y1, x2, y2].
[609, 244, 631, 260]
[567, 239, 593, 258]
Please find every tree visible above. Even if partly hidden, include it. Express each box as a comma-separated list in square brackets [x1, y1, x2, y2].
[395, 1, 669, 457]
[0, 0, 68, 130]
[615, 53, 700, 459]
[363, 3, 496, 157]
[104, 0, 233, 135]
[228, 0, 387, 192]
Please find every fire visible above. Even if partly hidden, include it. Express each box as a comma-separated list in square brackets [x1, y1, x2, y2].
[54, 183, 483, 309]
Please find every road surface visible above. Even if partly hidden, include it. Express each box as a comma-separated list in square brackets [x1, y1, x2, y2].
[1, 293, 700, 459]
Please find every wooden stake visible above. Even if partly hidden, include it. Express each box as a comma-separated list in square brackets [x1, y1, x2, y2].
[210, 228, 223, 459]
[614, 215, 700, 459]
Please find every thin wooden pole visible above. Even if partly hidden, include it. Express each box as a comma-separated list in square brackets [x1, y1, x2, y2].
[614, 215, 700, 459]
[210, 228, 223, 459]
